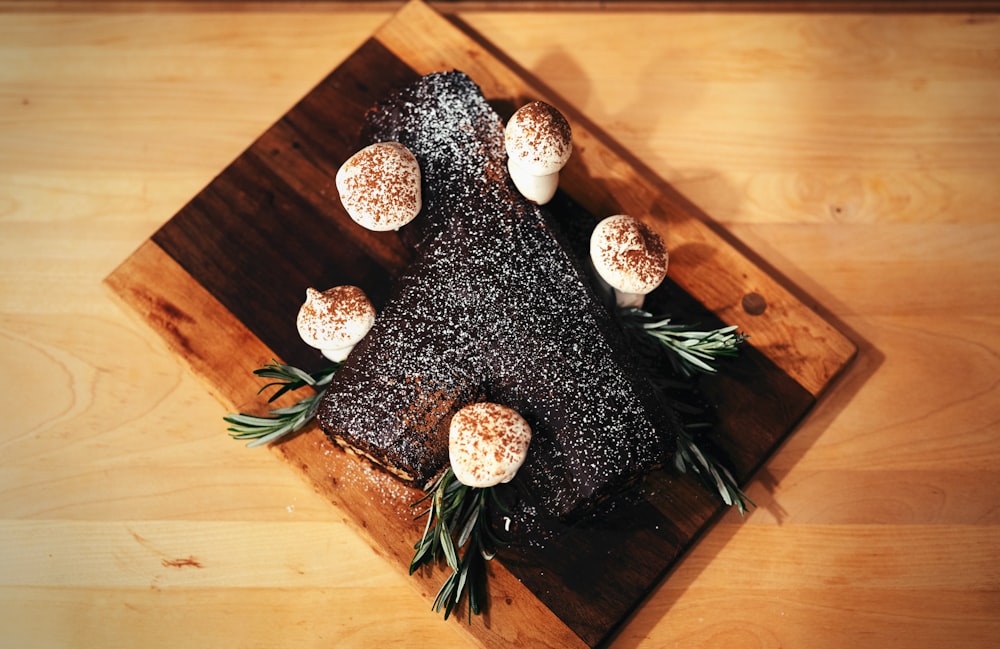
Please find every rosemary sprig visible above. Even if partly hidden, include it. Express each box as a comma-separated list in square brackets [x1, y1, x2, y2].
[620, 309, 753, 513]
[620, 307, 746, 376]
[224, 361, 339, 448]
[410, 467, 504, 623]
[674, 426, 755, 515]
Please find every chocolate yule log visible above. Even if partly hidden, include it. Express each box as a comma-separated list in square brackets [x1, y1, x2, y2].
[316, 71, 679, 526]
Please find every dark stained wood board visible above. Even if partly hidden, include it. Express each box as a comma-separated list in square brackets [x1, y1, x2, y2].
[105, 1, 857, 647]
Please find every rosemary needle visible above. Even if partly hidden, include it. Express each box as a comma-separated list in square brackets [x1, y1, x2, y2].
[410, 467, 504, 622]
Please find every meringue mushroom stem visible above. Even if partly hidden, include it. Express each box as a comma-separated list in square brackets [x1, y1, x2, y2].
[588, 260, 648, 309]
[321, 345, 355, 363]
[614, 289, 647, 309]
[506, 157, 560, 205]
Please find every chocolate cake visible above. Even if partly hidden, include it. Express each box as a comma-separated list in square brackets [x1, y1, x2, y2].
[316, 71, 679, 523]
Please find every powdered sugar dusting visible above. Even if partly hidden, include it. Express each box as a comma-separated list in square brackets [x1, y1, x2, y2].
[317, 72, 673, 526]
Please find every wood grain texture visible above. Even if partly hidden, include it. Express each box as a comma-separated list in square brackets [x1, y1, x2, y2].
[4, 1, 998, 12]
[97, 3, 854, 647]
[2, 4, 998, 649]
[101, 2, 851, 645]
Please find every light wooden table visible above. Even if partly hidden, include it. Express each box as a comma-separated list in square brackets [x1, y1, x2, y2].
[2, 3, 998, 648]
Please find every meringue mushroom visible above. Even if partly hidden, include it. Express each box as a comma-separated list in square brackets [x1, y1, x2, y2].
[589, 214, 669, 309]
[449, 402, 532, 489]
[335, 141, 421, 231]
[504, 101, 572, 205]
[296, 286, 376, 362]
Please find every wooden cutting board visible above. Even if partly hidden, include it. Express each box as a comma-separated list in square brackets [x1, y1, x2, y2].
[105, 1, 856, 647]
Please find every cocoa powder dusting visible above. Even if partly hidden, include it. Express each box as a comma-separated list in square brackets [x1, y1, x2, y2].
[451, 403, 531, 485]
[509, 101, 571, 170]
[600, 217, 668, 288]
[339, 143, 420, 229]
[299, 286, 373, 346]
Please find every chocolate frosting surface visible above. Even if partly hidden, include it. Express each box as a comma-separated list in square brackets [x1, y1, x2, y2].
[317, 71, 676, 521]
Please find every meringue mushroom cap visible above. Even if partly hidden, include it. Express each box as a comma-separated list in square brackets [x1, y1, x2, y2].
[335, 142, 422, 232]
[504, 101, 572, 176]
[296, 286, 376, 351]
[590, 214, 669, 295]
[449, 402, 532, 489]
[507, 157, 559, 205]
